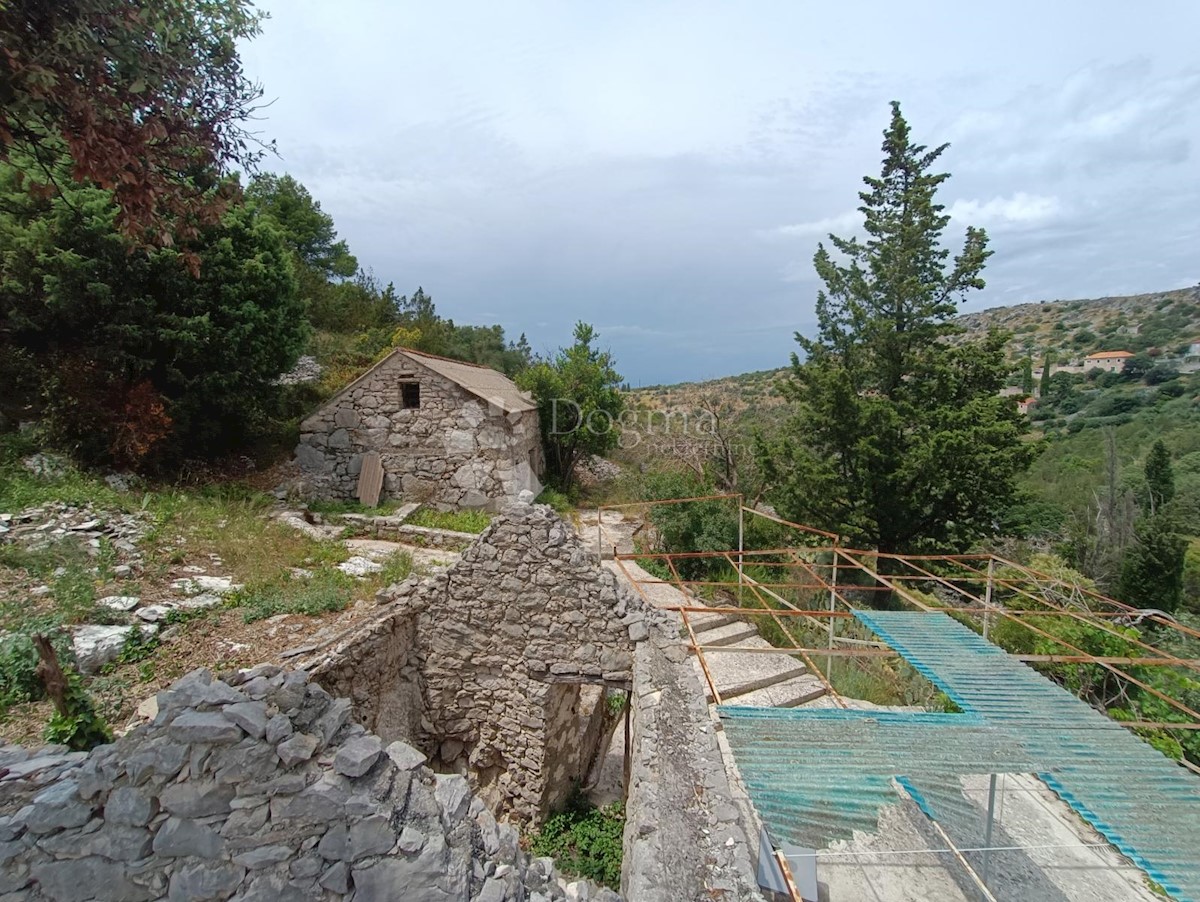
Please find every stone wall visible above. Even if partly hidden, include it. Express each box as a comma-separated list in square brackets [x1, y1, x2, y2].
[295, 352, 541, 511]
[307, 501, 652, 825]
[0, 667, 612, 901]
[622, 614, 767, 902]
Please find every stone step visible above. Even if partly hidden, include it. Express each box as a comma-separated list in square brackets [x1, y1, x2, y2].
[720, 673, 827, 708]
[697, 647, 810, 701]
[691, 621, 760, 647]
[686, 611, 740, 633]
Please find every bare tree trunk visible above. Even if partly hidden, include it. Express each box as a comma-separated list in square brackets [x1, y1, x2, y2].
[33, 634, 69, 719]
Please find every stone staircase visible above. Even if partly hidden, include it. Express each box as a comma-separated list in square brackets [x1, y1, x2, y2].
[583, 510, 827, 710]
[686, 610, 827, 708]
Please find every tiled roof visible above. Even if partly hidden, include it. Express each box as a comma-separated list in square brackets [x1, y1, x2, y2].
[400, 349, 537, 414]
[1084, 350, 1134, 359]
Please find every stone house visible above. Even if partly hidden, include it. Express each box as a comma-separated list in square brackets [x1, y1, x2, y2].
[295, 348, 543, 510]
[1083, 350, 1134, 373]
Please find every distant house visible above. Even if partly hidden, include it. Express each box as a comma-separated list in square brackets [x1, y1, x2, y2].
[1083, 350, 1134, 374]
[295, 348, 543, 510]
[1017, 397, 1036, 415]
[1186, 338, 1200, 360]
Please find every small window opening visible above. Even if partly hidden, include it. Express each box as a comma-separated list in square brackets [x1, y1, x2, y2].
[401, 381, 420, 409]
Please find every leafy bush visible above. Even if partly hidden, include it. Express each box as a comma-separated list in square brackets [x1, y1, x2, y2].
[529, 789, 624, 889]
[42, 669, 112, 751]
[641, 469, 738, 579]
[0, 634, 51, 708]
[1089, 393, 1143, 417]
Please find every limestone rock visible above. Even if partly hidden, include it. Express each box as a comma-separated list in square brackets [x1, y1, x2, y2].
[334, 734, 383, 778]
[72, 624, 150, 674]
[337, 555, 383, 577]
[97, 595, 140, 612]
[275, 732, 319, 767]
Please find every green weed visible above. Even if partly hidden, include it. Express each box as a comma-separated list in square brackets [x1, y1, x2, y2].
[375, 550, 414, 586]
[406, 507, 492, 534]
[529, 789, 624, 889]
[232, 568, 354, 623]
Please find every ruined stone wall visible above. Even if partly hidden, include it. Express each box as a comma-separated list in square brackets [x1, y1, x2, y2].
[304, 607, 423, 746]
[622, 615, 767, 902]
[0, 667, 609, 902]
[295, 352, 541, 511]
[307, 501, 651, 825]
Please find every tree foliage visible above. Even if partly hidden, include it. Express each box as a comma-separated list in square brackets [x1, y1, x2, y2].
[517, 323, 623, 490]
[1143, 439, 1175, 515]
[246, 173, 357, 279]
[1119, 516, 1186, 613]
[0, 0, 270, 248]
[0, 158, 305, 468]
[759, 102, 1034, 555]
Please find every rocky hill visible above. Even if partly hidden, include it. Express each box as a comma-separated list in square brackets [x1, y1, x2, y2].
[629, 285, 1200, 409]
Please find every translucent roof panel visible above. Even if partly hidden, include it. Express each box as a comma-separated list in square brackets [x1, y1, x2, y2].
[719, 611, 1200, 901]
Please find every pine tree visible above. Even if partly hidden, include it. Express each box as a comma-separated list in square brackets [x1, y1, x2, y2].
[759, 102, 1034, 558]
[1119, 517, 1186, 613]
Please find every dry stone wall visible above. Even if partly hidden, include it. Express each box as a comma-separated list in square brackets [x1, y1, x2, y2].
[0, 667, 614, 902]
[295, 353, 541, 511]
[308, 500, 652, 824]
[622, 617, 766, 901]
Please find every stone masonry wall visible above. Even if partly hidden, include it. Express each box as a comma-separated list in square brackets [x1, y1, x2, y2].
[621, 616, 766, 901]
[295, 352, 541, 511]
[307, 501, 653, 825]
[0, 667, 613, 901]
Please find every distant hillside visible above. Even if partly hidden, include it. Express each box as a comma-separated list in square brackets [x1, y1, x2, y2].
[629, 285, 1200, 408]
[955, 284, 1200, 365]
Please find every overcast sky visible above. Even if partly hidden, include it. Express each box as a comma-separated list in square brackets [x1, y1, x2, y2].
[241, 1, 1200, 385]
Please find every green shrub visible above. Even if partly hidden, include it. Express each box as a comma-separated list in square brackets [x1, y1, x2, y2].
[0, 634, 48, 708]
[529, 789, 624, 889]
[42, 669, 112, 751]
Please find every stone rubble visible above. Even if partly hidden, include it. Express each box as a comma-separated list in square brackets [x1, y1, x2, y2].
[0, 667, 619, 901]
[277, 355, 323, 386]
[336, 556, 382, 578]
[0, 502, 150, 563]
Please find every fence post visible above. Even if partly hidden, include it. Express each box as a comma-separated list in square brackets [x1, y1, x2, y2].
[737, 497, 745, 596]
[827, 546, 838, 676]
[983, 558, 996, 641]
[981, 773, 998, 894]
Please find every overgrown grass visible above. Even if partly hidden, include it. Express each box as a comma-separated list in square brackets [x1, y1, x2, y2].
[535, 487, 575, 515]
[231, 568, 356, 623]
[142, 486, 349, 585]
[529, 788, 624, 889]
[375, 550, 415, 586]
[406, 507, 492, 534]
[0, 433, 126, 512]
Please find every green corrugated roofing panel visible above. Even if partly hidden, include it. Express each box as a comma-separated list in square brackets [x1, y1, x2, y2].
[719, 611, 1200, 900]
